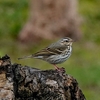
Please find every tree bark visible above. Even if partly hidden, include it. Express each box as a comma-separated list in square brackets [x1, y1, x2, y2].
[19, 0, 81, 43]
[0, 55, 86, 100]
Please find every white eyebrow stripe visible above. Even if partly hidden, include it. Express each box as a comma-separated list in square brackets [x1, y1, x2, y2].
[62, 39, 68, 41]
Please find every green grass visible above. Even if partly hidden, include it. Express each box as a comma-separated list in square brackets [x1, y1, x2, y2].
[0, 0, 28, 38]
[0, 0, 100, 100]
[79, 0, 100, 43]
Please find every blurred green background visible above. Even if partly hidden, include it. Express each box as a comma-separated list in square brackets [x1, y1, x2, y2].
[0, 0, 100, 99]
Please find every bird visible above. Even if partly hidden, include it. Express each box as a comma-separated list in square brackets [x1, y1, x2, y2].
[18, 37, 73, 71]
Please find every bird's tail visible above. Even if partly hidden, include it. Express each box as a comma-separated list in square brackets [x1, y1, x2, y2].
[18, 55, 34, 60]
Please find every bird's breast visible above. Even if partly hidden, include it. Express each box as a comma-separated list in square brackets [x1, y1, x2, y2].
[46, 46, 72, 64]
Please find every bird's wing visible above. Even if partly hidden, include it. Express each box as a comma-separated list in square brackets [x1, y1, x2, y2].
[33, 46, 67, 58]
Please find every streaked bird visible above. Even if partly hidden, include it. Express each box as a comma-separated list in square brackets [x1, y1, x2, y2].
[18, 37, 73, 71]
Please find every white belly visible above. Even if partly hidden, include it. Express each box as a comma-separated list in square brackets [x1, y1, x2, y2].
[46, 46, 72, 64]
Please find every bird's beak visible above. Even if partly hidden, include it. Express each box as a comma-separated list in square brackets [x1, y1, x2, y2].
[70, 40, 73, 42]
[70, 39, 74, 42]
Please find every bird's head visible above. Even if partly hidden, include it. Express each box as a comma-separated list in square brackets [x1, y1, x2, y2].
[60, 37, 73, 46]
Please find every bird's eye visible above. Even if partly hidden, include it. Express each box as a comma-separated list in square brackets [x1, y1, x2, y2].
[61, 39, 69, 43]
[65, 40, 68, 42]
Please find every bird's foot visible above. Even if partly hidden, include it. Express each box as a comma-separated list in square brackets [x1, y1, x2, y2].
[53, 64, 65, 73]
[56, 67, 65, 73]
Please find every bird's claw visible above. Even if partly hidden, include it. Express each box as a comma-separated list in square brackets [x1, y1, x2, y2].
[55, 67, 65, 73]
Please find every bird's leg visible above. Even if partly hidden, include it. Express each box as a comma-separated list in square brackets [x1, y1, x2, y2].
[53, 64, 60, 70]
[53, 64, 65, 73]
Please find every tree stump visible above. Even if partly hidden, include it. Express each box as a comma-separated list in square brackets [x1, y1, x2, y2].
[19, 0, 81, 43]
[0, 55, 86, 100]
